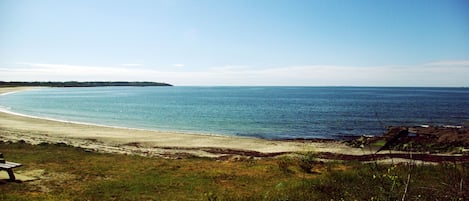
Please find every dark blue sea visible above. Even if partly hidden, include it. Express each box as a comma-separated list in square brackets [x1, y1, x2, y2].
[0, 87, 468, 139]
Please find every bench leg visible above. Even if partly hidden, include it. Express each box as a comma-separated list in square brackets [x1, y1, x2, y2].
[6, 169, 16, 181]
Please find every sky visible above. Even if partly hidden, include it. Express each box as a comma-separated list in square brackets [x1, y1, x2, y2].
[1, 0, 468, 86]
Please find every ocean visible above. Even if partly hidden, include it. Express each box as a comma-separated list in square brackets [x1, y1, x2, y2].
[0, 87, 468, 139]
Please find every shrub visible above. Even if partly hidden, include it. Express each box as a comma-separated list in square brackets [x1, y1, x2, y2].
[277, 156, 293, 174]
[298, 152, 317, 173]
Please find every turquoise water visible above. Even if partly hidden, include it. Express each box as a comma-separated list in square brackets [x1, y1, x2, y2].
[1, 87, 468, 139]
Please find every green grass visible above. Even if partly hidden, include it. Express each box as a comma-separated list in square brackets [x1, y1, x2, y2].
[1, 141, 468, 200]
[372, 140, 387, 147]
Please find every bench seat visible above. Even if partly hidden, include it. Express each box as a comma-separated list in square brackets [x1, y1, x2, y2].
[0, 161, 22, 169]
[0, 154, 22, 181]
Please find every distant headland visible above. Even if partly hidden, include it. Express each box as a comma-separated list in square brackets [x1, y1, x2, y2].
[0, 81, 172, 87]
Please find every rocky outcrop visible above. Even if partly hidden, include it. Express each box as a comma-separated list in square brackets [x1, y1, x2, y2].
[351, 124, 469, 153]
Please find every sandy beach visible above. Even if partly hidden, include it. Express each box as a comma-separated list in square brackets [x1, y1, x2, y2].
[0, 87, 364, 158]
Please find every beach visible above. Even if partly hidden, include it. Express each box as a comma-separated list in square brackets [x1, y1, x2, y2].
[0, 87, 362, 158]
[1, 87, 468, 201]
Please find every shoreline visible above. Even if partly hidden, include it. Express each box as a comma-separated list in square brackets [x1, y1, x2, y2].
[0, 87, 364, 158]
[0, 100, 241, 141]
[0, 87, 349, 141]
[0, 86, 260, 140]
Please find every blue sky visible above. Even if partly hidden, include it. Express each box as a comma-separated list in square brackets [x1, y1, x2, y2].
[1, 0, 468, 86]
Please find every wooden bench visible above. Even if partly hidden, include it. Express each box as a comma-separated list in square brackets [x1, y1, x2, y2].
[0, 153, 22, 181]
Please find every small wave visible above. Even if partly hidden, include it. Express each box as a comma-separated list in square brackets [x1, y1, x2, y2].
[0, 91, 20, 96]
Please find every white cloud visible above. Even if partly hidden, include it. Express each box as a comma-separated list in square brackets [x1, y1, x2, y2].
[2, 62, 468, 87]
[172, 64, 185, 67]
[209, 65, 250, 72]
[425, 60, 469, 66]
[121, 63, 143, 67]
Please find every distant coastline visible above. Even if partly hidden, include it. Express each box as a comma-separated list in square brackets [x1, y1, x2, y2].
[0, 81, 172, 87]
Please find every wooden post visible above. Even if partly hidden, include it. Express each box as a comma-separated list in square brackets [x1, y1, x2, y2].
[6, 169, 16, 181]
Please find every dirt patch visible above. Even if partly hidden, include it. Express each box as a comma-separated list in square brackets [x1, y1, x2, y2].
[203, 147, 288, 158]
[2, 169, 76, 193]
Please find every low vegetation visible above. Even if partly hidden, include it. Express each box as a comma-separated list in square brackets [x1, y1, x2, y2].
[0, 141, 467, 200]
[0, 81, 172, 87]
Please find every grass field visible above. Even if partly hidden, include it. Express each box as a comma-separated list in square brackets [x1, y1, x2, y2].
[1, 141, 467, 201]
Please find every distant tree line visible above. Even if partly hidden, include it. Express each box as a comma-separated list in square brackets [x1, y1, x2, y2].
[0, 81, 172, 87]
